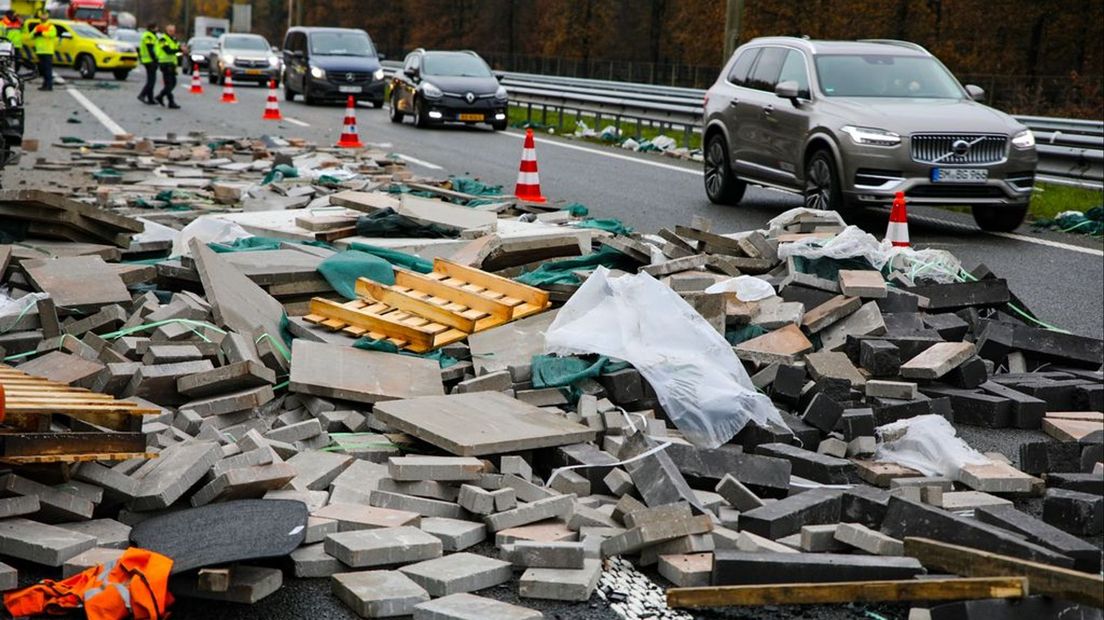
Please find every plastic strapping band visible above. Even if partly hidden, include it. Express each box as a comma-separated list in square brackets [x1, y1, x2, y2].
[545, 437, 673, 489]
[255, 333, 291, 362]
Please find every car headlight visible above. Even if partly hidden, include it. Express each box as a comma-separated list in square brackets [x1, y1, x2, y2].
[422, 82, 442, 98]
[1012, 129, 1035, 149]
[840, 125, 901, 147]
[268, 56, 279, 67]
[373, 68, 385, 81]
[191, 54, 204, 62]
[223, 54, 236, 65]
[495, 85, 508, 100]
[310, 65, 325, 79]
[96, 43, 117, 52]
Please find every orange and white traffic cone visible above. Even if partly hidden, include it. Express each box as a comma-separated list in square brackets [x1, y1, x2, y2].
[885, 191, 910, 248]
[335, 95, 364, 149]
[189, 64, 203, 94]
[220, 69, 238, 104]
[262, 80, 283, 120]
[514, 128, 547, 203]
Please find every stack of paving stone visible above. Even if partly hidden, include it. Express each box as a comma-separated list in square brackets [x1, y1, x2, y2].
[2, 143, 1103, 620]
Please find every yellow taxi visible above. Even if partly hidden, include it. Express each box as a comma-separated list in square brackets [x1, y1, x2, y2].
[23, 18, 138, 80]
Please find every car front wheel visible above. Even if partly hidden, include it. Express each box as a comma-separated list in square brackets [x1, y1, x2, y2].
[972, 204, 1028, 232]
[704, 134, 746, 205]
[389, 93, 404, 123]
[77, 55, 96, 79]
[414, 98, 431, 128]
[804, 149, 844, 211]
[113, 69, 130, 81]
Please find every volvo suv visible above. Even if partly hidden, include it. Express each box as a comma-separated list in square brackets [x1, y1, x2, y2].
[703, 38, 1038, 232]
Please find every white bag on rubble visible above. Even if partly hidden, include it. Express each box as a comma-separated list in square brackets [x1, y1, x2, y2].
[778, 225, 892, 269]
[544, 267, 786, 449]
[651, 135, 677, 151]
[874, 414, 990, 479]
[171, 218, 253, 258]
[705, 275, 775, 301]
[767, 207, 846, 236]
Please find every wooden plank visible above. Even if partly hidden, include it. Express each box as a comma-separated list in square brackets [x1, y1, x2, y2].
[392, 269, 514, 319]
[308, 298, 434, 352]
[667, 577, 1027, 608]
[0, 432, 146, 457]
[902, 537, 1104, 607]
[433, 258, 550, 309]
[0, 451, 156, 464]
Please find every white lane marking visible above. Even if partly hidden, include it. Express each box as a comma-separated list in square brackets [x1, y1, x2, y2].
[66, 87, 126, 136]
[501, 132, 1103, 257]
[988, 232, 1104, 257]
[396, 154, 443, 170]
[500, 130, 701, 175]
[283, 117, 310, 127]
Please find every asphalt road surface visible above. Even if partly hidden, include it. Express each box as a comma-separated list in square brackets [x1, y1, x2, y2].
[6, 69, 1104, 619]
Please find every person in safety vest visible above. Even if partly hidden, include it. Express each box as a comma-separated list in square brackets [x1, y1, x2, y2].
[0, 11, 26, 70]
[154, 23, 181, 108]
[4, 546, 174, 620]
[137, 22, 160, 105]
[31, 11, 58, 91]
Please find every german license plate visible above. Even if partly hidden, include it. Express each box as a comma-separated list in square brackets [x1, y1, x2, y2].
[932, 168, 988, 183]
[458, 113, 484, 122]
[245, 69, 263, 75]
[338, 85, 362, 94]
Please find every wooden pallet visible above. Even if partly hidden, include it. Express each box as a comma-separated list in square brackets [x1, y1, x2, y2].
[1, 364, 160, 432]
[0, 452, 157, 465]
[303, 257, 551, 352]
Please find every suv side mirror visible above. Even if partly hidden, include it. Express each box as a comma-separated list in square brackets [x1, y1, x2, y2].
[775, 80, 800, 100]
[494, 72, 505, 81]
[60, 31, 73, 39]
[403, 67, 418, 79]
[965, 84, 985, 101]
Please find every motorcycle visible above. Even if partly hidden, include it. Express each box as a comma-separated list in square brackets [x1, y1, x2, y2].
[0, 39, 32, 186]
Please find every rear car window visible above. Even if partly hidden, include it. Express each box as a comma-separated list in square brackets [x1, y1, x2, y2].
[726, 48, 759, 87]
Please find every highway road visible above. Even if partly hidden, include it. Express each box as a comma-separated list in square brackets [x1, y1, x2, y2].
[12, 69, 1104, 340]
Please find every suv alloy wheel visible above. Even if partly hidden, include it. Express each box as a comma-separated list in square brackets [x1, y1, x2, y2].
[805, 150, 843, 211]
[704, 134, 747, 205]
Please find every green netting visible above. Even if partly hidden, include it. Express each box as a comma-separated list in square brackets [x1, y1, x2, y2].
[515, 246, 639, 287]
[725, 324, 767, 345]
[262, 163, 299, 185]
[574, 218, 632, 236]
[564, 203, 590, 217]
[353, 337, 459, 369]
[1032, 206, 1104, 236]
[318, 249, 399, 299]
[356, 208, 459, 239]
[348, 242, 434, 274]
[207, 236, 333, 253]
[450, 176, 503, 197]
[792, 255, 876, 280]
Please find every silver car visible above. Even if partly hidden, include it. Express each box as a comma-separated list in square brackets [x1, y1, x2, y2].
[703, 38, 1038, 232]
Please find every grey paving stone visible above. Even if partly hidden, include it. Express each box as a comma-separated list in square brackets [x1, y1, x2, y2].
[0, 518, 97, 566]
[131, 440, 222, 511]
[413, 593, 543, 620]
[325, 526, 443, 568]
[484, 494, 575, 532]
[332, 570, 430, 618]
[55, 519, 131, 549]
[399, 552, 513, 597]
[518, 558, 603, 602]
[419, 517, 487, 552]
[290, 543, 350, 578]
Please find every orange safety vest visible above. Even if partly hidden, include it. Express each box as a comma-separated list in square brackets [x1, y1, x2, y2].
[4, 547, 174, 620]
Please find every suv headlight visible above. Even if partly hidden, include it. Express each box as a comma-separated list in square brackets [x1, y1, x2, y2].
[191, 53, 205, 62]
[373, 68, 385, 81]
[422, 82, 442, 98]
[495, 85, 508, 100]
[96, 43, 118, 52]
[841, 125, 901, 147]
[223, 54, 236, 65]
[268, 56, 279, 67]
[310, 65, 325, 79]
[1012, 129, 1035, 149]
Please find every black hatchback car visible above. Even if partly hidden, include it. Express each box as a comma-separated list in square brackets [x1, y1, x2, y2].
[390, 50, 508, 130]
[282, 27, 386, 106]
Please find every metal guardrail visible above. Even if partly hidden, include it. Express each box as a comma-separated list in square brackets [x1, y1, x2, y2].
[382, 63, 1103, 190]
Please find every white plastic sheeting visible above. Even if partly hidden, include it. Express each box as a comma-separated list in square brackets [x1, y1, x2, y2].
[874, 415, 990, 479]
[544, 268, 786, 449]
[170, 218, 253, 258]
[704, 275, 776, 301]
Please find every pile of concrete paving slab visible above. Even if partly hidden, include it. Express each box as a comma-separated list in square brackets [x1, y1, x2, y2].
[0, 131, 1102, 620]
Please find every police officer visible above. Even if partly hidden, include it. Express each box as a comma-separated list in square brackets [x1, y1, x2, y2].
[137, 22, 159, 105]
[154, 23, 181, 108]
[31, 11, 58, 91]
[0, 11, 25, 71]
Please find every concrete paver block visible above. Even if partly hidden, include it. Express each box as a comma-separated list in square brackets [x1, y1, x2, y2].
[399, 552, 513, 597]
[333, 570, 430, 618]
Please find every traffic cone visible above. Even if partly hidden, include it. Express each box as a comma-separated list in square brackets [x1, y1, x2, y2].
[262, 80, 283, 120]
[189, 64, 203, 94]
[514, 128, 547, 203]
[885, 191, 910, 248]
[220, 69, 238, 104]
[335, 96, 364, 149]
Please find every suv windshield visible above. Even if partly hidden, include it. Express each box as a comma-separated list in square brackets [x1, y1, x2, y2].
[310, 31, 375, 56]
[815, 55, 964, 98]
[70, 22, 107, 38]
[423, 54, 491, 77]
[114, 29, 140, 44]
[190, 38, 216, 52]
[223, 35, 269, 52]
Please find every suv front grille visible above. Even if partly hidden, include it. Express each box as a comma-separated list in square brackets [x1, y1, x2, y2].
[234, 58, 270, 69]
[910, 134, 1007, 165]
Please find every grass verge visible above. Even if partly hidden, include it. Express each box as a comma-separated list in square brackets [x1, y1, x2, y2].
[508, 106, 702, 151]
[1028, 183, 1103, 220]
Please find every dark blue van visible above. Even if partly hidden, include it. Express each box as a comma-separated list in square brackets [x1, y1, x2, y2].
[282, 27, 386, 106]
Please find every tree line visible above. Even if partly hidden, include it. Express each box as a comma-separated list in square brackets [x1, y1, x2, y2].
[123, 0, 1103, 117]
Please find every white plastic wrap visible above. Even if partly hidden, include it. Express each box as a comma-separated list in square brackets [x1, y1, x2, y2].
[544, 268, 787, 448]
[874, 415, 990, 479]
[777, 225, 892, 269]
[705, 275, 776, 301]
[171, 218, 253, 258]
[767, 207, 845, 236]
[884, 247, 962, 284]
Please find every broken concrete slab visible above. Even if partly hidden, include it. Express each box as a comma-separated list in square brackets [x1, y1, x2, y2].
[289, 340, 444, 404]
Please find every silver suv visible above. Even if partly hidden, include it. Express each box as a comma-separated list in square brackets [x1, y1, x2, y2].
[703, 38, 1038, 232]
